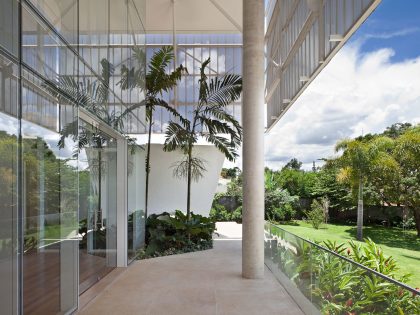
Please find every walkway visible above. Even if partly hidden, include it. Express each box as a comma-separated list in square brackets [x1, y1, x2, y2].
[78, 222, 304, 315]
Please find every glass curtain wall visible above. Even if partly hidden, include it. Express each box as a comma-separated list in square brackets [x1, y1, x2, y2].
[0, 0, 146, 313]
[146, 33, 242, 134]
[78, 119, 117, 293]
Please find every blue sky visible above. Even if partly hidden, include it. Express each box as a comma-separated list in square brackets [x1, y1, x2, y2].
[350, 0, 420, 62]
[263, 0, 420, 170]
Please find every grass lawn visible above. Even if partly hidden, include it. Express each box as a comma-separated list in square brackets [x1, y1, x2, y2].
[277, 220, 420, 288]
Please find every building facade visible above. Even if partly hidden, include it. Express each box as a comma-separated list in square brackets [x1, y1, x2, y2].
[1, 0, 146, 313]
[0, 0, 380, 314]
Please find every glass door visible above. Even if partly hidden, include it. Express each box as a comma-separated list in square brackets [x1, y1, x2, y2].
[78, 119, 118, 293]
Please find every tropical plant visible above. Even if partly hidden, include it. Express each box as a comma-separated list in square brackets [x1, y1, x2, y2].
[268, 226, 420, 314]
[163, 57, 242, 219]
[142, 210, 215, 257]
[119, 46, 186, 218]
[313, 239, 420, 314]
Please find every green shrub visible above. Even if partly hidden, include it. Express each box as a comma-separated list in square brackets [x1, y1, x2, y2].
[305, 200, 325, 229]
[231, 206, 242, 223]
[210, 203, 242, 223]
[265, 189, 298, 222]
[209, 203, 232, 221]
[272, 203, 296, 222]
[140, 210, 215, 258]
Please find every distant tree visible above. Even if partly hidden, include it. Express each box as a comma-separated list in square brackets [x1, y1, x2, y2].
[311, 162, 353, 212]
[392, 126, 420, 236]
[283, 158, 302, 171]
[226, 167, 240, 179]
[383, 122, 412, 139]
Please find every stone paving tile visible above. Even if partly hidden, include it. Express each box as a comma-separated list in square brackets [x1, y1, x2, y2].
[78, 223, 304, 315]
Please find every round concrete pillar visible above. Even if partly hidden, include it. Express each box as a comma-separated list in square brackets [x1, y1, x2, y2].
[242, 0, 265, 279]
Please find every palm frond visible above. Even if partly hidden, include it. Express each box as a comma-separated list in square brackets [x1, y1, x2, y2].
[204, 134, 238, 162]
[97, 58, 114, 104]
[58, 119, 78, 149]
[163, 121, 192, 152]
[198, 57, 211, 104]
[201, 106, 242, 137]
[206, 74, 242, 107]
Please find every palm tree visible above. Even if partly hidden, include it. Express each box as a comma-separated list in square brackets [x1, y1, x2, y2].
[335, 136, 394, 240]
[163, 58, 242, 220]
[118, 46, 186, 218]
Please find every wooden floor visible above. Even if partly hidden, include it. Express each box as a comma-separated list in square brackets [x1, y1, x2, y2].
[23, 246, 114, 315]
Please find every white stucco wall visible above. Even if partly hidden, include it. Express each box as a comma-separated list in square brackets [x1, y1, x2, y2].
[143, 143, 224, 217]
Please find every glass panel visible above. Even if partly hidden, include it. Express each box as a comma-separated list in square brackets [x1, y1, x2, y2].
[22, 71, 78, 314]
[21, 3, 78, 83]
[127, 146, 146, 261]
[265, 222, 420, 314]
[0, 0, 19, 56]
[27, 0, 78, 46]
[78, 119, 117, 293]
[0, 53, 19, 315]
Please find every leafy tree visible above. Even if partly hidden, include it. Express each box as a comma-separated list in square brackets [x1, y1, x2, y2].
[283, 158, 302, 171]
[383, 122, 412, 139]
[164, 58, 242, 219]
[392, 126, 420, 236]
[311, 164, 353, 212]
[334, 136, 394, 240]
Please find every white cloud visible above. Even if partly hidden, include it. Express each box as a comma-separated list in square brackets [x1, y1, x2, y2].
[363, 27, 420, 40]
[265, 42, 420, 170]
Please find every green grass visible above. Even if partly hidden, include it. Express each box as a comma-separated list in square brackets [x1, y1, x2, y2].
[277, 220, 420, 288]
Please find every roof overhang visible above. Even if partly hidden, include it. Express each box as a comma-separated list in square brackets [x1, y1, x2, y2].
[146, 0, 242, 34]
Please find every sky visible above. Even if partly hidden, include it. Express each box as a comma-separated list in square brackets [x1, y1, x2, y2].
[264, 0, 420, 170]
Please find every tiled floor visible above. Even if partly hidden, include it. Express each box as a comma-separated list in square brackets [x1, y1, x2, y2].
[78, 223, 304, 315]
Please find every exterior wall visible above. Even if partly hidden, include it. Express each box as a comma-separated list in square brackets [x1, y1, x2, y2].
[147, 143, 225, 216]
[0, 0, 146, 313]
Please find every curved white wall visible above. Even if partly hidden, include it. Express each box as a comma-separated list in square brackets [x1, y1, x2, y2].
[143, 143, 224, 216]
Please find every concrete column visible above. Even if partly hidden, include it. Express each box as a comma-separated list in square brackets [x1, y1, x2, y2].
[242, 0, 265, 279]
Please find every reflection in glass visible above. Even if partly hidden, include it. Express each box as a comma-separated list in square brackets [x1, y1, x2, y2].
[0, 54, 19, 315]
[21, 76, 78, 314]
[127, 146, 146, 261]
[78, 120, 117, 293]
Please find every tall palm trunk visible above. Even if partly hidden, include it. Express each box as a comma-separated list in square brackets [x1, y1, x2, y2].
[186, 116, 198, 221]
[144, 105, 152, 219]
[357, 174, 363, 241]
[186, 143, 193, 221]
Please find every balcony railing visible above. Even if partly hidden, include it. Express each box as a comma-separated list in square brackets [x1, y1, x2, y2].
[264, 221, 420, 315]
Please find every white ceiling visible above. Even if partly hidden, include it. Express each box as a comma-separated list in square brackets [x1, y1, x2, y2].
[145, 0, 242, 33]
